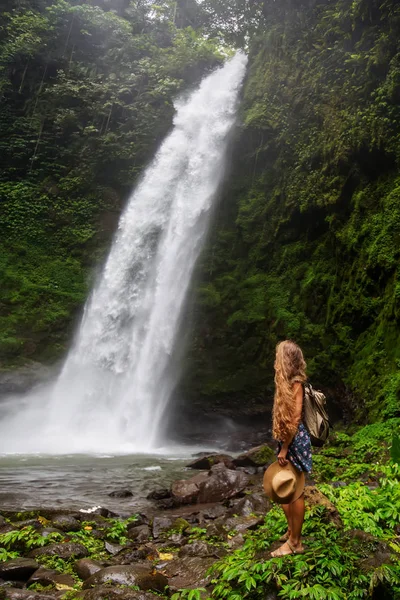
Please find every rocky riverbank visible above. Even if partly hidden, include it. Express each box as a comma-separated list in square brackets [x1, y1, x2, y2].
[1, 424, 399, 600]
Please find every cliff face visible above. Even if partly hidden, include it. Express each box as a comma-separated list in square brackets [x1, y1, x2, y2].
[2, 0, 399, 425]
[183, 0, 400, 421]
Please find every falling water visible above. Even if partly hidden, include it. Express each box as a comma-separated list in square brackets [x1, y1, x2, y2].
[0, 53, 247, 454]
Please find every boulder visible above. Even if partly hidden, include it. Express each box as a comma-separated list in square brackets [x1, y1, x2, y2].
[197, 464, 249, 503]
[75, 559, 104, 581]
[127, 525, 150, 543]
[233, 444, 275, 467]
[0, 559, 40, 582]
[146, 489, 170, 501]
[186, 454, 235, 470]
[228, 492, 271, 517]
[29, 542, 88, 560]
[178, 541, 225, 558]
[27, 566, 75, 587]
[81, 587, 158, 600]
[162, 556, 214, 591]
[0, 589, 54, 600]
[304, 486, 342, 527]
[108, 490, 133, 498]
[82, 566, 167, 593]
[51, 514, 81, 532]
[171, 464, 248, 506]
[171, 473, 209, 505]
[152, 516, 174, 539]
[155, 498, 179, 510]
[200, 505, 226, 520]
[223, 515, 263, 533]
[105, 541, 125, 555]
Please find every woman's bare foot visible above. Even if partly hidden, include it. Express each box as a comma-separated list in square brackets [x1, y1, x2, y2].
[271, 539, 304, 557]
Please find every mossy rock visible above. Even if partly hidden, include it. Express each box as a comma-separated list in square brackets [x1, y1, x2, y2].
[233, 444, 275, 467]
[169, 518, 191, 534]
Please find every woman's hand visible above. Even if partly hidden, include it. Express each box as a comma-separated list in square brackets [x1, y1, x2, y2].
[278, 448, 288, 466]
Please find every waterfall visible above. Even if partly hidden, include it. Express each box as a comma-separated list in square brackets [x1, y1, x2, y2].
[0, 52, 247, 454]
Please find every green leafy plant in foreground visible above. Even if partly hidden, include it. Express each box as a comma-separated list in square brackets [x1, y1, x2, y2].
[0, 526, 63, 553]
[105, 515, 139, 544]
[0, 547, 20, 562]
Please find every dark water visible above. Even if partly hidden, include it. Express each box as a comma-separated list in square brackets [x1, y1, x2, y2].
[0, 452, 197, 514]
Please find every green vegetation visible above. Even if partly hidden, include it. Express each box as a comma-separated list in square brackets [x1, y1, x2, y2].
[0, 425, 400, 598]
[185, 0, 400, 420]
[0, 0, 225, 363]
[170, 422, 400, 600]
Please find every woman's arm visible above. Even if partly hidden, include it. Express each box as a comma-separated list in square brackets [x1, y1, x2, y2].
[277, 382, 304, 466]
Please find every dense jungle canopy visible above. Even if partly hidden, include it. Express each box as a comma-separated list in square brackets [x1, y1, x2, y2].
[1, 0, 400, 422]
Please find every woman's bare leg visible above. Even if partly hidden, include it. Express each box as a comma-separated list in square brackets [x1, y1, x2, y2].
[271, 496, 305, 556]
[281, 503, 292, 538]
[289, 494, 305, 548]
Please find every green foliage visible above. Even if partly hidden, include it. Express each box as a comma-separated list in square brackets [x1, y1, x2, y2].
[185, 0, 400, 421]
[0, 0, 225, 364]
[391, 433, 400, 464]
[105, 515, 138, 544]
[0, 526, 63, 553]
[0, 547, 20, 561]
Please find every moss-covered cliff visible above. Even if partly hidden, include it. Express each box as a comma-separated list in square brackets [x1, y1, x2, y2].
[184, 0, 400, 421]
[0, 0, 222, 363]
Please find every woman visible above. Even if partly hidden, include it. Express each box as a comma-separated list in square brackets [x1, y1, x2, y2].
[270, 340, 312, 557]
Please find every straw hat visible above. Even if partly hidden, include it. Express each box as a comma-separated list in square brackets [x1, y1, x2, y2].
[263, 461, 305, 504]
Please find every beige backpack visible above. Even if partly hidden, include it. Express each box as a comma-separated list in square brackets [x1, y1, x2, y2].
[303, 382, 330, 447]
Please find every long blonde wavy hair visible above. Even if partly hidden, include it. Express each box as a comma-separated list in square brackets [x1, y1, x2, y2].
[272, 340, 307, 441]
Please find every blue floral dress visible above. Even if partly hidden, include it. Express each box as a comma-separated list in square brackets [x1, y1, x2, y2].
[281, 423, 312, 473]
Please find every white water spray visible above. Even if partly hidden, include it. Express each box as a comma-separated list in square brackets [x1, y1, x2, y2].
[0, 53, 247, 454]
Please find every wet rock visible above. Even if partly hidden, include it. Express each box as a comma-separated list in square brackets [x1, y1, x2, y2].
[27, 566, 75, 587]
[162, 556, 214, 591]
[233, 444, 275, 467]
[227, 533, 245, 549]
[0, 559, 40, 582]
[12, 520, 41, 530]
[108, 490, 133, 498]
[29, 542, 88, 560]
[178, 541, 225, 558]
[0, 589, 54, 600]
[224, 515, 263, 533]
[127, 525, 150, 543]
[171, 473, 209, 505]
[186, 454, 235, 471]
[228, 492, 271, 517]
[152, 516, 174, 539]
[0, 523, 15, 535]
[155, 498, 179, 510]
[0, 516, 7, 527]
[75, 559, 104, 581]
[105, 541, 125, 555]
[205, 522, 228, 540]
[107, 544, 157, 565]
[82, 565, 167, 593]
[146, 489, 170, 500]
[201, 505, 226, 520]
[81, 586, 158, 600]
[304, 486, 342, 527]
[197, 464, 249, 503]
[51, 514, 81, 532]
[160, 532, 185, 547]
